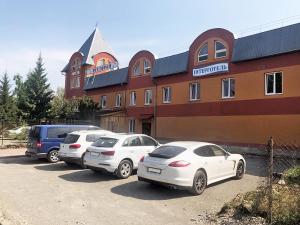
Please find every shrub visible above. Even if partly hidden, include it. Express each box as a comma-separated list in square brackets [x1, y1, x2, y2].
[283, 166, 300, 185]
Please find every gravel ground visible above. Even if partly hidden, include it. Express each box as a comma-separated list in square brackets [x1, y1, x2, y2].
[0, 148, 266, 225]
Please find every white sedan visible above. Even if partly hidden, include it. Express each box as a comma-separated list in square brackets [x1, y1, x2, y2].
[137, 141, 246, 195]
[84, 134, 160, 179]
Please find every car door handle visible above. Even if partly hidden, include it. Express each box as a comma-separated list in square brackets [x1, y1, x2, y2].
[204, 161, 208, 165]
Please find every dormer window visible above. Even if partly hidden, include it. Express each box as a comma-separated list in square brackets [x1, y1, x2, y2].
[133, 61, 141, 76]
[144, 59, 151, 74]
[215, 41, 227, 58]
[198, 43, 208, 62]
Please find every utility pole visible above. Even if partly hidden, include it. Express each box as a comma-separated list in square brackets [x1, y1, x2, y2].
[267, 137, 274, 224]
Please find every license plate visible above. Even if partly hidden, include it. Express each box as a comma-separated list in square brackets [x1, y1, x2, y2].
[90, 152, 99, 157]
[148, 167, 161, 174]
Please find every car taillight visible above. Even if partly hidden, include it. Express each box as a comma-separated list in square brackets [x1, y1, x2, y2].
[69, 143, 81, 149]
[36, 141, 42, 148]
[168, 160, 190, 167]
[101, 151, 115, 156]
[140, 156, 145, 162]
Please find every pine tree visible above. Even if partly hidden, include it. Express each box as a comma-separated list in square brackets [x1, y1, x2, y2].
[14, 74, 30, 120]
[25, 54, 53, 122]
[0, 72, 17, 123]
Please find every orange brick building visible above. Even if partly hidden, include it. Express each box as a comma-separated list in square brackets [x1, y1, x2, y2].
[62, 24, 300, 147]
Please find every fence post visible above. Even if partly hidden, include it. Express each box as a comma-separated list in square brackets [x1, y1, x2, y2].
[267, 137, 274, 224]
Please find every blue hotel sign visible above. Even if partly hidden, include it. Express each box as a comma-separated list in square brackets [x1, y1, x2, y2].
[193, 63, 229, 77]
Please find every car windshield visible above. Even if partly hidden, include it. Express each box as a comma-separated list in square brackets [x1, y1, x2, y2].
[92, 138, 118, 148]
[148, 145, 187, 159]
[63, 134, 80, 144]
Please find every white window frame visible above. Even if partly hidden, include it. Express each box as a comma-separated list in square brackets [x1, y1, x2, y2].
[215, 41, 227, 59]
[222, 78, 235, 99]
[100, 95, 107, 108]
[129, 119, 135, 133]
[198, 43, 208, 62]
[144, 59, 151, 74]
[129, 91, 136, 106]
[265, 72, 283, 95]
[162, 87, 171, 103]
[144, 89, 152, 105]
[115, 93, 122, 107]
[189, 83, 200, 101]
[70, 75, 80, 89]
[133, 62, 141, 76]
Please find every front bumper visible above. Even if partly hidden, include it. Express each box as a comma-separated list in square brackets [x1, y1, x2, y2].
[25, 151, 47, 158]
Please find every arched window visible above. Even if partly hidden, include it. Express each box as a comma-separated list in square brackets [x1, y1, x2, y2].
[198, 43, 208, 62]
[144, 59, 151, 74]
[133, 61, 141, 76]
[215, 41, 227, 58]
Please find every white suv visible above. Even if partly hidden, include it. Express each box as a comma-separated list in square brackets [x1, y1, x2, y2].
[84, 134, 160, 178]
[59, 129, 114, 167]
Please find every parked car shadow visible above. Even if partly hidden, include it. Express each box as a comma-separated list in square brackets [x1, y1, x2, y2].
[59, 170, 116, 183]
[111, 180, 192, 200]
[0, 155, 46, 165]
[34, 162, 81, 171]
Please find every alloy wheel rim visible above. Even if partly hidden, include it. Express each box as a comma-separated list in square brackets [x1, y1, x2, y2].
[121, 163, 130, 176]
[237, 164, 244, 176]
[195, 176, 205, 192]
[51, 152, 58, 161]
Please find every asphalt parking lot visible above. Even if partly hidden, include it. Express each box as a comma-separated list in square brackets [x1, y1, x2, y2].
[0, 149, 266, 225]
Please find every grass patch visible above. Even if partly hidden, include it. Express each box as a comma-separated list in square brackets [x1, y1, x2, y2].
[219, 184, 300, 225]
[283, 166, 300, 185]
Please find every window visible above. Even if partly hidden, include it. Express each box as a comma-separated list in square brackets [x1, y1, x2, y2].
[144, 59, 151, 74]
[129, 91, 136, 106]
[189, 83, 200, 100]
[222, 78, 235, 98]
[86, 134, 103, 142]
[100, 95, 107, 108]
[265, 72, 283, 95]
[141, 136, 158, 146]
[133, 62, 141, 76]
[215, 41, 227, 58]
[70, 75, 80, 89]
[162, 87, 171, 103]
[210, 145, 227, 156]
[123, 136, 141, 146]
[194, 145, 226, 157]
[148, 146, 187, 159]
[115, 94, 122, 107]
[194, 146, 214, 157]
[47, 127, 69, 139]
[198, 43, 208, 62]
[128, 119, 135, 133]
[63, 134, 80, 144]
[144, 89, 152, 105]
[92, 138, 118, 147]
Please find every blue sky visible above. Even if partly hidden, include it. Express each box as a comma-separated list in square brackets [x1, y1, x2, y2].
[0, 0, 300, 91]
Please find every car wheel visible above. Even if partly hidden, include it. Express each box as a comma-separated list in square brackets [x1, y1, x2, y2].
[116, 160, 133, 179]
[190, 170, 207, 195]
[235, 161, 245, 180]
[47, 150, 59, 163]
[80, 153, 87, 169]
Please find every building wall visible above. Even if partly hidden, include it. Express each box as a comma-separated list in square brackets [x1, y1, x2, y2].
[69, 28, 300, 146]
